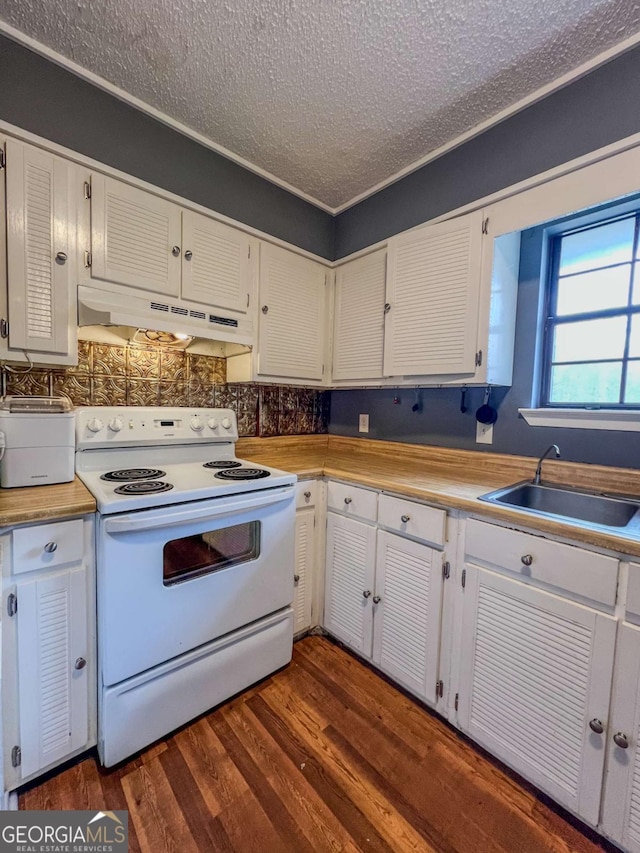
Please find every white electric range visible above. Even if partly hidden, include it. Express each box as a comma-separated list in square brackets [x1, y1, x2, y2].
[75, 406, 297, 766]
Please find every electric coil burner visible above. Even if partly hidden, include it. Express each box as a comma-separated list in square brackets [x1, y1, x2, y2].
[215, 467, 270, 481]
[101, 468, 166, 481]
[75, 406, 296, 768]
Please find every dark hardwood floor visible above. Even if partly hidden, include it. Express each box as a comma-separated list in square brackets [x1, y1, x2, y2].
[20, 636, 615, 852]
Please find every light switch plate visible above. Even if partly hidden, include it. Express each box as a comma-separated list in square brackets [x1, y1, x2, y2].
[359, 413, 369, 433]
[476, 421, 494, 444]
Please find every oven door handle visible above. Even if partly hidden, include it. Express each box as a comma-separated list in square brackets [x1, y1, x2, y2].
[102, 486, 295, 534]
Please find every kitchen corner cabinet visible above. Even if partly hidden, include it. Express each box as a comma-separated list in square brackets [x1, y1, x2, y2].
[1, 138, 77, 365]
[293, 482, 318, 635]
[87, 174, 253, 319]
[2, 516, 95, 790]
[227, 242, 329, 385]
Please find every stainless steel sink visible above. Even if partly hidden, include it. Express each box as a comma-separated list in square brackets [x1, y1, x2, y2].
[479, 481, 640, 528]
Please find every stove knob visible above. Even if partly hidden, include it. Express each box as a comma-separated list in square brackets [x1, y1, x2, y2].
[221, 417, 232, 430]
[190, 416, 204, 431]
[108, 417, 124, 432]
[207, 418, 219, 430]
[87, 417, 104, 433]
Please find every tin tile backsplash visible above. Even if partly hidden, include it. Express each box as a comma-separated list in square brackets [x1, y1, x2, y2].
[4, 341, 329, 437]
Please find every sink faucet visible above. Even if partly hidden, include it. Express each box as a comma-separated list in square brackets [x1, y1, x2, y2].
[533, 444, 560, 485]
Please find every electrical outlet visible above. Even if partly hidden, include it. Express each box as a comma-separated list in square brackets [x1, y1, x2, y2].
[476, 421, 494, 444]
[359, 413, 369, 433]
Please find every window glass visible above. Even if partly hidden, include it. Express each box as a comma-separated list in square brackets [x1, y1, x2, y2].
[555, 266, 630, 316]
[549, 362, 622, 405]
[551, 317, 626, 363]
[163, 521, 260, 586]
[624, 362, 640, 403]
[558, 217, 635, 276]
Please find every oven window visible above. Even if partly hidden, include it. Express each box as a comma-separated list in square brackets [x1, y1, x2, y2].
[163, 521, 261, 585]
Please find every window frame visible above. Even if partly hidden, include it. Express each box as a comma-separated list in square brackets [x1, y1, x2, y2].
[540, 211, 640, 409]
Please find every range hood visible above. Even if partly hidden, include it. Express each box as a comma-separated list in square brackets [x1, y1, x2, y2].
[77, 285, 254, 347]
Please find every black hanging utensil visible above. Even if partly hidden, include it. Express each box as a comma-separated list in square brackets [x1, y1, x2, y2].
[460, 387, 467, 413]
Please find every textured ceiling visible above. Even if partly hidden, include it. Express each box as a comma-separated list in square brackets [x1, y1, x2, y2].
[1, 0, 639, 209]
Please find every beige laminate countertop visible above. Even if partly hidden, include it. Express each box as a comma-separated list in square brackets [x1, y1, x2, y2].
[0, 477, 96, 527]
[238, 435, 640, 559]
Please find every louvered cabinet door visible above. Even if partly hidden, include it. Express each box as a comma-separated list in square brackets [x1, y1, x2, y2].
[181, 211, 250, 313]
[333, 249, 386, 381]
[384, 210, 483, 376]
[258, 243, 327, 381]
[373, 532, 443, 704]
[458, 565, 616, 825]
[90, 174, 181, 296]
[5, 139, 72, 355]
[16, 567, 89, 779]
[601, 622, 640, 850]
[324, 513, 376, 656]
[293, 506, 315, 634]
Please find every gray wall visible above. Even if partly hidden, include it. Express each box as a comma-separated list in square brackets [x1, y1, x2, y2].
[330, 226, 640, 469]
[0, 35, 335, 259]
[334, 44, 640, 259]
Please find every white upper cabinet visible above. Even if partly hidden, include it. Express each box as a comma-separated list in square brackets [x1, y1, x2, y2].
[332, 249, 386, 382]
[257, 243, 328, 381]
[384, 210, 484, 377]
[181, 211, 250, 313]
[4, 139, 74, 358]
[90, 174, 182, 297]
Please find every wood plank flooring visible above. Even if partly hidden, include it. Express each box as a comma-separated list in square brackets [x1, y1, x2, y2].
[20, 636, 615, 852]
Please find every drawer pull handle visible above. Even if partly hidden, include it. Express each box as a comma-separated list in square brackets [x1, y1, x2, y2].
[74, 657, 87, 671]
[44, 542, 58, 553]
[614, 732, 630, 749]
[373, 595, 381, 604]
[55, 251, 68, 263]
[401, 514, 411, 523]
[293, 574, 300, 583]
[520, 554, 533, 566]
[344, 497, 352, 505]
[304, 490, 311, 499]
[589, 718, 604, 734]
[362, 589, 371, 598]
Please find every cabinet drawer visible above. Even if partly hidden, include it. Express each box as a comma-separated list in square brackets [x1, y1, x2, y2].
[327, 481, 377, 522]
[296, 480, 318, 509]
[13, 519, 84, 575]
[465, 519, 618, 606]
[378, 494, 445, 548]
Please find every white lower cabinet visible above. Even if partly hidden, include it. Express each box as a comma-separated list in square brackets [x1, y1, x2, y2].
[2, 516, 95, 790]
[457, 561, 616, 827]
[293, 483, 318, 635]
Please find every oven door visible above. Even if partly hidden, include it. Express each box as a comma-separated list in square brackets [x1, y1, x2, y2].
[97, 485, 295, 686]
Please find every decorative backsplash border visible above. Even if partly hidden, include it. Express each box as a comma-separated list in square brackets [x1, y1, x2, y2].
[3, 341, 329, 437]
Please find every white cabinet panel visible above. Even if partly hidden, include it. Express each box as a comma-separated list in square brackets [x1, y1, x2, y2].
[373, 531, 443, 702]
[384, 211, 483, 376]
[258, 243, 327, 380]
[324, 513, 376, 656]
[327, 481, 378, 522]
[378, 493, 445, 548]
[601, 622, 640, 850]
[181, 211, 250, 313]
[333, 249, 386, 381]
[91, 174, 181, 296]
[5, 139, 72, 355]
[294, 506, 315, 635]
[17, 567, 89, 779]
[458, 565, 616, 825]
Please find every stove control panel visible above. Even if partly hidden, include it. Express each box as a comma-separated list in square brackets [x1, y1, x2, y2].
[75, 407, 238, 448]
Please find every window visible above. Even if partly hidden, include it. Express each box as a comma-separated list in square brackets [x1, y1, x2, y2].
[542, 211, 640, 407]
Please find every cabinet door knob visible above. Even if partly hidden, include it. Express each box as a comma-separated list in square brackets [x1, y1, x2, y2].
[613, 732, 630, 749]
[589, 718, 604, 734]
[55, 251, 67, 263]
[304, 490, 311, 499]
[362, 590, 371, 598]
[44, 541, 58, 553]
[184, 249, 193, 260]
[384, 303, 391, 314]
[521, 554, 533, 566]
[373, 595, 381, 604]
[401, 514, 410, 523]
[171, 245, 181, 256]
[262, 305, 269, 314]
[74, 657, 87, 670]
[344, 497, 352, 505]
[293, 574, 300, 583]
